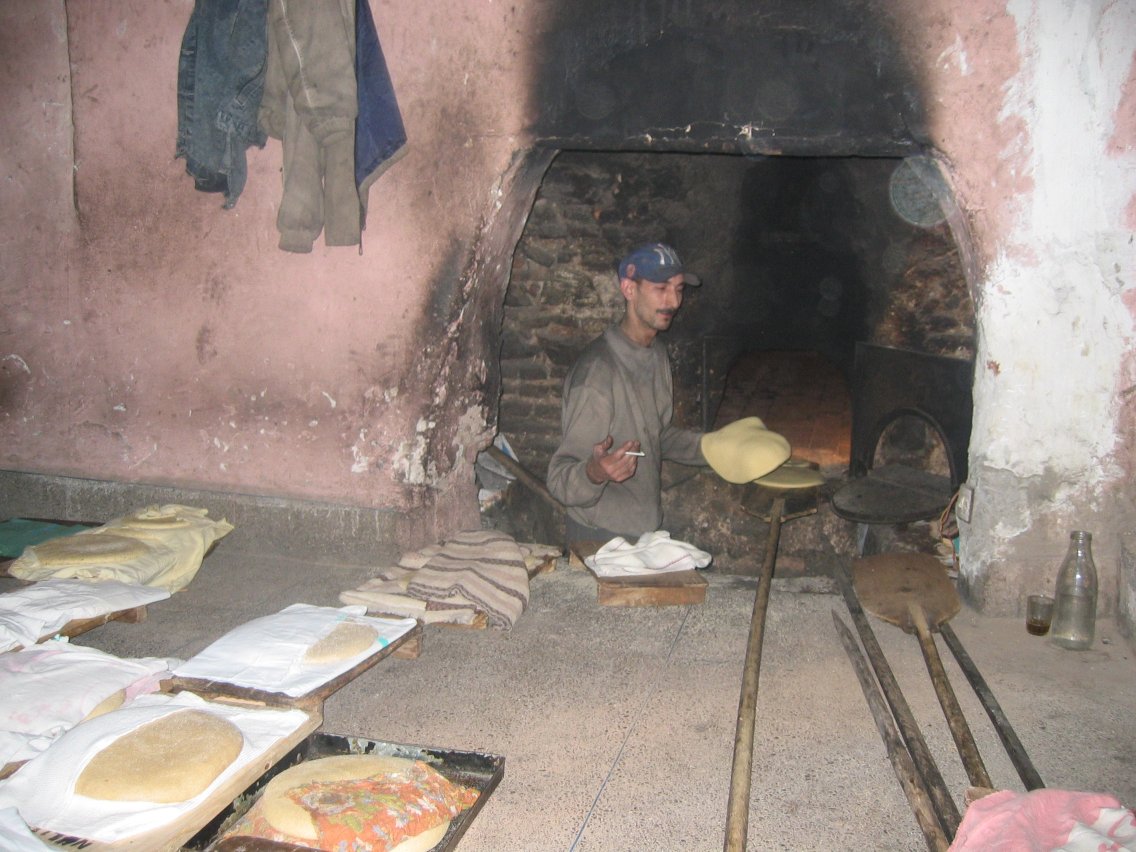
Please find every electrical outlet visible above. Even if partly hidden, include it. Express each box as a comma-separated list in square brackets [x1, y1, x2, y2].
[956, 484, 974, 523]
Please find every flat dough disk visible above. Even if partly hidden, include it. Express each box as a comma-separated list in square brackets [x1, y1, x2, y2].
[31, 533, 150, 565]
[391, 820, 449, 852]
[302, 622, 378, 665]
[82, 689, 126, 722]
[752, 464, 825, 490]
[262, 755, 419, 840]
[75, 709, 244, 803]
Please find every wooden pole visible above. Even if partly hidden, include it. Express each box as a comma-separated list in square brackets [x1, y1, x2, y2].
[723, 494, 784, 852]
[908, 604, 993, 790]
[835, 565, 961, 838]
[940, 622, 1045, 790]
[485, 445, 565, 515]
[832, 612, 951, 852]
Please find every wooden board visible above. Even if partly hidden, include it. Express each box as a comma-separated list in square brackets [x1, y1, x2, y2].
[570, 540, 707, 607]
[2, 605, 151, 654]
[852, 552, 959, 632]
[162, 622, 423, 713]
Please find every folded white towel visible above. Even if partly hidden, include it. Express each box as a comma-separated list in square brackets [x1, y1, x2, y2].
[585, 530, 712, 577]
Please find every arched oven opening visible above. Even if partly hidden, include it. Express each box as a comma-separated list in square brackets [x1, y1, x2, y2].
[485, 150, 975, 575]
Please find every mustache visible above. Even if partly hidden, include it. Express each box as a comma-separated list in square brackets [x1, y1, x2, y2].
[657, 309, 676, 317]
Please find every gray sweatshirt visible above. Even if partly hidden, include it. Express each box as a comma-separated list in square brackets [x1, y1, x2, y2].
[547, 325, 705, 538]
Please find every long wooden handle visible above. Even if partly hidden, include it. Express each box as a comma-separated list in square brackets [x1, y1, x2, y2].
[833, 611, 950, 852]
[836, 566, 961, 838]
[939, 622, 1045, 790]
[723, 495, 784, 852]
[485, 445, 565, 514]
[908, 603, 993, 789]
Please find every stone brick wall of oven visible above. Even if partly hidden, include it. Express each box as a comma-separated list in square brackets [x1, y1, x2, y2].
[497, 151, 976, 573]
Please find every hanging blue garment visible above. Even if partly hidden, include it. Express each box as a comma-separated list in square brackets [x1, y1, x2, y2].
[354, 0, 408, 224]
[175, 0, 268, 209]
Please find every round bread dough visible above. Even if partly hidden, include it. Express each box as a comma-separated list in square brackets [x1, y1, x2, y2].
[391, 820, 448, 852]
[120, 516, 193, 529]
[31, 533, 150, 566]
[302, 622, 378, 665]
[75, 709, 244, 803]
[701, 417, 792, 484]
[261, 755, 414, 840]
[82, 689, 126, 722]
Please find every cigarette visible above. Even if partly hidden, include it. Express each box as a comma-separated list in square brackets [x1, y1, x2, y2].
[624, 451, 646, 457]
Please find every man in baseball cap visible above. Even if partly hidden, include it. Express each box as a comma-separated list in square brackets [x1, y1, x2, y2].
[617, 242, 702, 287]
[547, 241, 707, 545]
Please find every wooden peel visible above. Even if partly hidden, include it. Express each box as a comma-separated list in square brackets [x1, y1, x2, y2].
[853, 552, 992, 790]
[832, 611, 949, 852]
[836, 564, 961, 838]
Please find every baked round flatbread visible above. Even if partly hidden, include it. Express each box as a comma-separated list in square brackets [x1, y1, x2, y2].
[225, 753, 479, 851]
[262, 755, 418, 840]
[303, 622, 378, 665]
[74, 709, 244, 803]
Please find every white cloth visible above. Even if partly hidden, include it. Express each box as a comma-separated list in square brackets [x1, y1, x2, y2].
[0, 641, 170, 766]
[0, 807, 51, 851]
[585, 530, 712, 576]
[171, 604, 416, 697]
[0, 692, 310, 844]
[0, 579, 170, 652]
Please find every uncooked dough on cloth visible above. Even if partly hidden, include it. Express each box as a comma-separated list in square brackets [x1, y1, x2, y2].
[0, 641, 170, 766]
[0, 579, 171, 653]
[171, 604, 416, 697]
[585, 530, 712, 577]
[7, 504, 233, 593]
[0, 692, 309, 845]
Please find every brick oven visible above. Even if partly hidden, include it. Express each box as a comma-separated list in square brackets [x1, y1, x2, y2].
[490, 150, 975, 574]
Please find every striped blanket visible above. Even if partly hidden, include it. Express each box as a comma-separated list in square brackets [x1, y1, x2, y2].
[386, 530, 530, 629]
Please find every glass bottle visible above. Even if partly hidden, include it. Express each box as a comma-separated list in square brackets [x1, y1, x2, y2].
[1050, 530, 1098, 650]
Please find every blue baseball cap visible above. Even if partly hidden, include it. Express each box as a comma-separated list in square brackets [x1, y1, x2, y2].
[617, 243, 701, 286]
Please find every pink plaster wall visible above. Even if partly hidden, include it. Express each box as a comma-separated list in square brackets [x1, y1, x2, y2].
[1, 0, 537, 541]
[886, 0, 1029, 271]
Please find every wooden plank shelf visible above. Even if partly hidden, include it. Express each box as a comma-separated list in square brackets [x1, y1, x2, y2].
[570, 540, 708, 607]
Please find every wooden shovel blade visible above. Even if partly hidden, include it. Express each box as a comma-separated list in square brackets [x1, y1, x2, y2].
[852, 552, 960, 633]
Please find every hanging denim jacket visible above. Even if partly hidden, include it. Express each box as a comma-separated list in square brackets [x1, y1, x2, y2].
[175, 0, 268, 210]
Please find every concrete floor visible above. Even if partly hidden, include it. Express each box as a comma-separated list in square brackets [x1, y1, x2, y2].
[67, 542, 1136, 852]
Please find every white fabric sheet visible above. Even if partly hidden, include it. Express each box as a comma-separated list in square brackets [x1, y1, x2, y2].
[0, 641, 171, 766]
[0, 692, 309, 844]
[585, 530, 712, 576]
[0, 579, 170, 652]
[0, 807, 51, 851]
[171, 604, 417, 697]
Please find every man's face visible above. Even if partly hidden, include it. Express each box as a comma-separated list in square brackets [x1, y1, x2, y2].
[624, 274, 685, 335]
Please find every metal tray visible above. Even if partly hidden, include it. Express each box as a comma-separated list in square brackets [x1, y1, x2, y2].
[185, 732, 505, 852]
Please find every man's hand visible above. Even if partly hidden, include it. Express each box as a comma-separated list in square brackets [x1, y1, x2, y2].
[585, 435, 641, 484]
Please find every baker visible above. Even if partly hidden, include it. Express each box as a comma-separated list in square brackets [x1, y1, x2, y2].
[546, 242, 714, 546]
